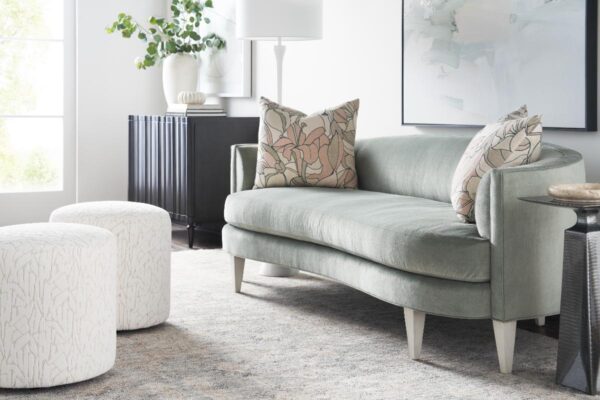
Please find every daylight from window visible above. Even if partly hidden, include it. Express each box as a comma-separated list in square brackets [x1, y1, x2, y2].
[0, 0, 64, 193]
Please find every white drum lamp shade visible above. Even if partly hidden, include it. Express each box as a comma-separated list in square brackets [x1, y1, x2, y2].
[235, 0, 323, 104]
[236, 0, 323, 41]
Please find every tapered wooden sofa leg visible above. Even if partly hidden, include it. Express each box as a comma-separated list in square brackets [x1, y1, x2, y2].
[493, 320, 517, 374]
[233, 256, 245, 293]
[404, 308, 426, 360]
[534, 317, 545, 327]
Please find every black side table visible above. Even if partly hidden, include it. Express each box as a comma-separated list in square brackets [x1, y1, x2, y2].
[521, 196, 600, 395]
[128, 116, 259, 248]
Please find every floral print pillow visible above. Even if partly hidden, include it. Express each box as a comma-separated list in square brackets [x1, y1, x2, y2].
[451, 106, 542, 223]
[254, 97, 360, 189]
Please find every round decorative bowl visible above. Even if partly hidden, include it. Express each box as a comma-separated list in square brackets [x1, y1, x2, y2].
[548, 183, 600, 203]
[177, 91, 206, 105]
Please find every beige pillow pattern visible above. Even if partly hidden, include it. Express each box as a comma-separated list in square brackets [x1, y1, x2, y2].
[254, 97, 359, 189]
[451, 107, 543, 223]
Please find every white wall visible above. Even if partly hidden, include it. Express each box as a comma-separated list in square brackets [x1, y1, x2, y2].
[75, 0, 600, 200]
[77, 0, 166, 202]
[225, 0, 600, 182]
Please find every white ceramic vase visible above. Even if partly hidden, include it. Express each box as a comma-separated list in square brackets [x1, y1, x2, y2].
[162, 53, 198, 106]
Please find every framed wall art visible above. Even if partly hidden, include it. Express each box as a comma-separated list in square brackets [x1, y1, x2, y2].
[402, 0, 597, 130]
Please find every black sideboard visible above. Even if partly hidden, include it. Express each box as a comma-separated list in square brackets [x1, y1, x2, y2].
[128, 115, 259, 247]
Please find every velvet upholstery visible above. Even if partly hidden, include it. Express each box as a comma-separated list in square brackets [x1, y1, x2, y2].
[223, 225, 492, 319]
[474, 144, 583, 240]
[226, 136, 585, 321]
[355, 135, 471, 203]
[225, 189, 490, 282]
[482, 146, 585, 320]
[230, 144, 258, 194]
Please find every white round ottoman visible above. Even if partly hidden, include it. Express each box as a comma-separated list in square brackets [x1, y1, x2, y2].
[50, 201, 171, 331]
[0, 223, 117, 389]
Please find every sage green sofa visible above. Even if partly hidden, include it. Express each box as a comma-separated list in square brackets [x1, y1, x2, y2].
[223, 134, 585, 373]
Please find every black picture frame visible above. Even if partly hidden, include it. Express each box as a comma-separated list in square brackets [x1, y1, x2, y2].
[401, 0, 598, 131]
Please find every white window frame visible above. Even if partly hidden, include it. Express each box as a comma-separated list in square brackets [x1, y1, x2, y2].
[0, 0, 76, 225]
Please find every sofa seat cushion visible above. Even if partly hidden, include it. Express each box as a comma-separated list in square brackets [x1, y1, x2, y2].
[225, 188, 490, 282]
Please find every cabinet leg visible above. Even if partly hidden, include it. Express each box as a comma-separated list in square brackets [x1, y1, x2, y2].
[187, 222, 195, 248]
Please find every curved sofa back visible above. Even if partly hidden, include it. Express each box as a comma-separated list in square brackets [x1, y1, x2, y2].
[355, 135, 582, 204]
[355, 135, 471, 203]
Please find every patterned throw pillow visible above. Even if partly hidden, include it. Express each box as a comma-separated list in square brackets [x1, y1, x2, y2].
[451, 106, 543, 223]
[254, 97, 360, 189]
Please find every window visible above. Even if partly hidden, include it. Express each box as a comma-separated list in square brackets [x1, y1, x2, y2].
[0, 0, 66, 193]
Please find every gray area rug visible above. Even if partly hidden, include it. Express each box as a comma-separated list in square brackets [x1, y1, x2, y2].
[0, 250, 589, 399]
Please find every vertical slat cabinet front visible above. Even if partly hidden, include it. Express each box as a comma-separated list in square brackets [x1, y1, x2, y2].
[159, 118, 167, 210]
[129, 115, 259, 244]
[169, 116, 189, 222]
[150, 117, 160, 206]
[128, 116, 150, 204]
[163, 118, 173, 215]
[128, 116, 138, 202]
[144, 117, 154, 205]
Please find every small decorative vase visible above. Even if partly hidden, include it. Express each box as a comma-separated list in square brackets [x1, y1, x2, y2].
[162, 54, 198, 106]
[177, 91, 206, 105]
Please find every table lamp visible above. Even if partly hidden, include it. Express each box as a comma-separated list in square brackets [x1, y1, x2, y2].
[236, 0, 323, 103]
[235, 0, 323, 277]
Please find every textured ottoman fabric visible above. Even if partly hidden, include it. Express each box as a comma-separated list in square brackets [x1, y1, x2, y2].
[0, 223, 117, 388]
[50, 201, 171, 330]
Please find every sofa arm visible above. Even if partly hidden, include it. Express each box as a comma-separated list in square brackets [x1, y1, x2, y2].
[231, 144, 258, 193]
[475, 144, 585, 321]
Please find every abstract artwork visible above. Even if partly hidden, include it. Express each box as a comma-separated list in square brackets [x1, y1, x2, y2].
[402, 0, 597, 130]
[198, 0, 252, 98]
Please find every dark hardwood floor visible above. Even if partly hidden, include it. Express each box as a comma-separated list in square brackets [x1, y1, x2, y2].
[171, 222, 221, 252]
[518, 315, 559, 339]
[171, 222, 560, 340]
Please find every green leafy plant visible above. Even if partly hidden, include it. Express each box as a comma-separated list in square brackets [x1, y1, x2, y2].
[106, 0, 226, 70]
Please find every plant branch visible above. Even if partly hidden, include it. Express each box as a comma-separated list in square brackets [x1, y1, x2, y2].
[106, 0, 226, 70]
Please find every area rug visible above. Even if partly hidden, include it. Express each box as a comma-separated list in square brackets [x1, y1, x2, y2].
[0, 250, 588, 399]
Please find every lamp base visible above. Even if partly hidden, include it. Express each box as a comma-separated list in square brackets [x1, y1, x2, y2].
[274, 39, 286, 103]
[259, 263, 298, 277]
